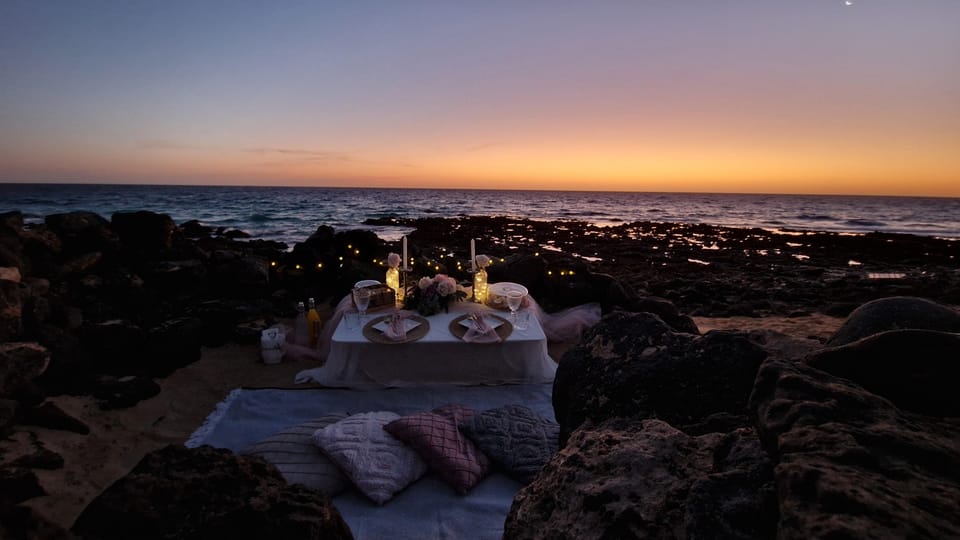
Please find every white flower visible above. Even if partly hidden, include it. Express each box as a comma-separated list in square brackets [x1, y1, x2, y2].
[387, 252, 401, 268]
[418, 276, 433, 290]
[436, 277, 457, 296]
[475, 254, 491, 268]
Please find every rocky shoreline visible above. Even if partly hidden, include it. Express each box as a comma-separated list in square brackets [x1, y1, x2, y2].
[1, 210, 959, 538]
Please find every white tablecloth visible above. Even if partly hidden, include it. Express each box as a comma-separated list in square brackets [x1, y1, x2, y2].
[295, 302, 555, 389]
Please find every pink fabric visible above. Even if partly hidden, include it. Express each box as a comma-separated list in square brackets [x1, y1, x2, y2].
[462, 313, 501, 343]
[382, 312, 408, 341]
[384, 404, 491, 494]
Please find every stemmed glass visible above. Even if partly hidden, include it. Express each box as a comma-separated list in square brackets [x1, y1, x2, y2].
[506, 290, 524, 324]
[353, 288, 371, 325]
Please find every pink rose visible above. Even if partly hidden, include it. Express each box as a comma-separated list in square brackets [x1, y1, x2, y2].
[436, 277, 457, 296]
[387, 252, 401, 268]
[418, 277, 433, 290]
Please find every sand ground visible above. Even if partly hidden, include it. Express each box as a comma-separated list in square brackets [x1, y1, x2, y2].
[9, 314, 842, 529]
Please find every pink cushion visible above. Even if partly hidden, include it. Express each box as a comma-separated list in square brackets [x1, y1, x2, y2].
[385, 404, 491, 494]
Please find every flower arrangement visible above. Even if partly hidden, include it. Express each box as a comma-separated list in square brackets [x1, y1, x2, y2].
[404, 274, 467, 316]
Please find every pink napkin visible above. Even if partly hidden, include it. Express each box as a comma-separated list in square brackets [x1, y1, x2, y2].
[463, 314, 501, 343]
[382, 313, 409, 341]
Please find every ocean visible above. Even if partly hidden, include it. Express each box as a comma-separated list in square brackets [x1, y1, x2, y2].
[2, 183, 959, 246]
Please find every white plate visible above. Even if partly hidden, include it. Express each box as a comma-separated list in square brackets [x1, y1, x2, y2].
[459, 316, 504, 331]
[488, 282, 528, 297]
[372, 318, 420, 333]
[354, 279, 381, 288]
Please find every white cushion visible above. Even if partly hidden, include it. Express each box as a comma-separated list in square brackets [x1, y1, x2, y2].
[312, 411, 428, 505]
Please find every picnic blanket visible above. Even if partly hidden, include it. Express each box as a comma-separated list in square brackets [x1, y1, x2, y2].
[186, 384, 555, 540]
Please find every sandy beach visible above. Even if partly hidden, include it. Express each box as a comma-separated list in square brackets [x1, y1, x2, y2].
[11, 313, 842, 529]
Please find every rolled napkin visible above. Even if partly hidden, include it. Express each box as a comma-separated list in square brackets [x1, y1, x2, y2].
[463, 313, 501, 343]
[383, 312, 409, 341]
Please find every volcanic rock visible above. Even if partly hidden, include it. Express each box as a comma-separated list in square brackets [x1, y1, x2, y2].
[504, 418, 776, 540]
[44, 212, 119, 258]
[750, 358, 960, 539]
[0, 266, 22, 342]
[553, 311, 767, 445]
[111, 211, 178, 257]
[72, 444, 354, 540]
[807, 329, 960, 417]
[0, 342, 50, 397]
[93, 375, 161, 410]
[827, 296, 960, 347]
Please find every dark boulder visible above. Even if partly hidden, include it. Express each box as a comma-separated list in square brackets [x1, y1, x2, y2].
[194, 299, 269, 347]
[0, 342, 50, 397]
[79, 320, 146, 376]
[34, 325, 92, 395]
[144, 259, 207, 292]
[0, 467, 45, 506]
[143, 317, 204, 377]
[57, 251, 103, 278]
[93, 375, 161, 409]
[179, 219, 214, 239]
[44, 211, 119, 258]
[750, 358, 960, 539]
[622, 294, 700, 334]
[111, 211, 178, 258]
[0, 212, 25, 271]
[0, 398, 16, 438]
[17, 224, 63, 278]
[0, 503, 72, 540]
[72, 444, 354, 540]
[553, 311, 767, 445]
[807, 329, 960, 417]
[504, 418, 776, 540]
[0, 268, 24, 344]
[208, 251, 269, 293]
[827, 296, 960, 347]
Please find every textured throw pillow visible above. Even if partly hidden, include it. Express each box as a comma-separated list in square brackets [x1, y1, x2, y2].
[240, 413, 350, 496]
[384, 404, 492, 494]
[312, 411, 428, 505]
[459, 404, 559, 484]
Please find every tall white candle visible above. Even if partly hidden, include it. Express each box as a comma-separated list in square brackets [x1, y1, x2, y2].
[402, 236, 408, 269]
[470, 239, 476, 272]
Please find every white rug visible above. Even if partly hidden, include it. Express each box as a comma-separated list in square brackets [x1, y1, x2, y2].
[187, 384, 555, 540]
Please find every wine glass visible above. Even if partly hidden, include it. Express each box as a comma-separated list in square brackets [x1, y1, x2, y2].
[506, 289, 524, 323]
[353, 288, 371, 324]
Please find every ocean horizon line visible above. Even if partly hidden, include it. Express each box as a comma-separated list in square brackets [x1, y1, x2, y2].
[1, 181, 957, 201]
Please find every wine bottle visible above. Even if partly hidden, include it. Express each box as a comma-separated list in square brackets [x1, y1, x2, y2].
[307, 297, 322, 347]
[294, 301, 309, 347]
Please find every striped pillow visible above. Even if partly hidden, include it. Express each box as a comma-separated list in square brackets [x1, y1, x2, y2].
[241, 413, 349, 496]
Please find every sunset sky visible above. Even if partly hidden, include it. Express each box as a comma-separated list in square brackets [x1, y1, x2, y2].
[1, 1, 958, 196]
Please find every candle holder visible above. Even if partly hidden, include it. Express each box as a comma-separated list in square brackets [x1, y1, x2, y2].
[472, 267, 488, 304]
